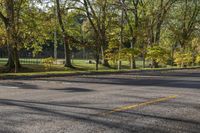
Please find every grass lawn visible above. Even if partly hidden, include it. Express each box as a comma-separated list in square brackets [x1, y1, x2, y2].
[0, 58, 149, 78]
[0, 63, 129, 78]
[0, 62, 200, 79]
[2, 58, 197, 78]
[0, 59, 116, 74]
[0, 58, 151, 72]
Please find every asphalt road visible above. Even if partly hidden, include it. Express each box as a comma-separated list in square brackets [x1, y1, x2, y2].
[0, 69, 200, 133]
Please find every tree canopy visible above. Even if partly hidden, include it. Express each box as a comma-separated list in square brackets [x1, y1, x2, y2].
[0, 0, 199, 72]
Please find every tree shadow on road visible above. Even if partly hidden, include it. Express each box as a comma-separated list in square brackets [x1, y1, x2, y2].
[36, 76, 200, 90]
[52, 87, 94, 92]
[0, 82, 94, 93]
[0, 99, 199, 133]
[0, 82, 39, 89]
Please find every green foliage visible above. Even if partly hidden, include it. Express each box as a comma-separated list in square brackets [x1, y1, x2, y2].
[105, 48, 118, 63]
[195, 55, 200, 64]
[146, 46, 169, 64]
[0, 26, 6, 47]
[0, 0, 200, 72]
[120, 48, 140, 60]
[42, 57, 56, 70]
[174, 52, 193, 67]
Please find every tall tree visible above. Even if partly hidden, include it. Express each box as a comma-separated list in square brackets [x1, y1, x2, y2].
[82, 0, 111, 68]
[146, 0, 177, 67]
[120, 0, 140, 69]
[0, 0, 21, 72]
[55, 0, 73, 67]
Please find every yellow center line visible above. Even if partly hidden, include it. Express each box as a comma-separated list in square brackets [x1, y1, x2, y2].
[99, 95, 178, 116]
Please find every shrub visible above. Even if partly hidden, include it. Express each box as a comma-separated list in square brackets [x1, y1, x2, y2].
[146, 46, 169, 65]
[174, 52, 193, 67]
[120, 48, 140, 60]
[195, 55, 200, 64]
[42, 57, 55, 70]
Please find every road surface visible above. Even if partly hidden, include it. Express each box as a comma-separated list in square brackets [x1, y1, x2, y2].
[0, 69, 200, 133]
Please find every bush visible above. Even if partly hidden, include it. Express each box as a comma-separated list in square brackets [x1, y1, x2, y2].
[195, 55, 200, 64]
[42, 57, 55, 70]
[174, 52, 193, 67]
[120, 48, 140, 60]
[146, 46, 169, 65]
[105, 49, 118, 63]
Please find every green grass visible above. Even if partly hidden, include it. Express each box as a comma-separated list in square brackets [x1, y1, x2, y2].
[0, 63, 128, 78]
[0, 58, 150, 72]
[0, 63, 200, 79]
[1, 58, 199, 78]
[0, 59, 115, 74]
[0, 58, 167, 74]
[0, 58, 150, 68]
[0, 58, 147, 78]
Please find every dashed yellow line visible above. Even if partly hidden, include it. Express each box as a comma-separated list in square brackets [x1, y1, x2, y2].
[100, 95, 177, 116]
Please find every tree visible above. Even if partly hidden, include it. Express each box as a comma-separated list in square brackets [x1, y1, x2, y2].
[146, 45, 169, 67]
[145, 0, 177, 68]
[55, 0, 73, 67]
[81, 0, 114, 68]
[0, 0, 21, 72]
[119, 0, 140, 69]
[168, 0, 200, 51]
[174, 52, 193, 67]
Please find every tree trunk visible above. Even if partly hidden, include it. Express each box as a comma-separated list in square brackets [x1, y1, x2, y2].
[130, 41, 136, 69]
[101, 46, 110, 67]
[152, 59, 159, 68]
[100, 0, 110, 67]
[13, 46, 20, 72]
[63, 35, 72, 67]
[5, 0, 21, 72]
[123, 0, 139, 69]
[130, 56, 136, 69]
[6, 44, 14, 67]
[171, 43, 176, 66]
[95, 54, 99, 71]
[56, 0, 73, 68]
[118, 3, 124, 70]
[6, 44, 20, 72]
[142, 56, 146, 68]
[103, 59, 109, 67]
[118, 60, 122, 70]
